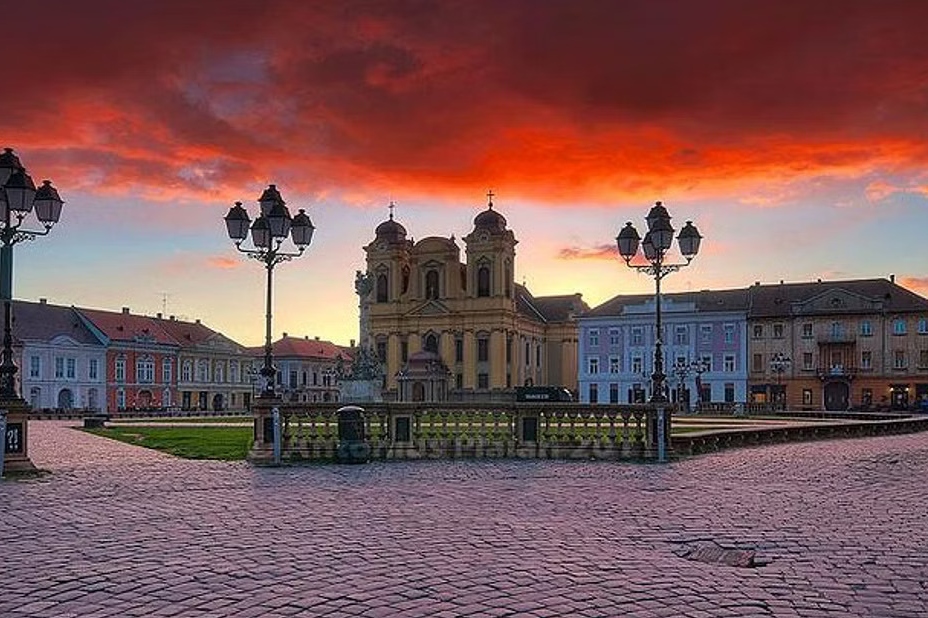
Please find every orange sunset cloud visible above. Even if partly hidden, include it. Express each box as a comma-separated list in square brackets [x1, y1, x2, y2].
[4, 0, 928, 207]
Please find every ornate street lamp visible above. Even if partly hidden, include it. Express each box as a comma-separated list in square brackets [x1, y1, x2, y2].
[0, 148, 64, 474]
[617, 202, 701, 460]
[0, 148, 65, 400]
[224, 185, 314, 398]
[769, 352, 792, 410]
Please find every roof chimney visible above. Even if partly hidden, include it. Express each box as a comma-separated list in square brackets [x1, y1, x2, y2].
[315, 336, 320, 340]
[350, 339, 356, 347]
[39, 298, 47, 305]
[890, 274, 895, 283]
[195, 318, 200, 324]
[122, 307, 130, 314]
[170, 315, 176, 321]
[156, 312, 162, 319]
[282, 332, 288, 337]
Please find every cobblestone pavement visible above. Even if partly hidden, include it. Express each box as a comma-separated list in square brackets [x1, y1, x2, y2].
[2, 422, 927, 618]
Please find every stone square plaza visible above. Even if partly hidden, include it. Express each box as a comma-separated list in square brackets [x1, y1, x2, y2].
[1, 422, 926, 618]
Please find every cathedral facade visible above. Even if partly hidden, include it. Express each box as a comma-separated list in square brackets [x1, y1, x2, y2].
[362, 197, 587, 401]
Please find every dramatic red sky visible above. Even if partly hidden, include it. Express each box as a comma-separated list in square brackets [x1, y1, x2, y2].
[6, 0, 928, 344]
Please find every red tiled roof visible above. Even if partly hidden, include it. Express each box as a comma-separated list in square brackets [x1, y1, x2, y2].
[76, 307, 180, 345]
[265, 336, 351, 360]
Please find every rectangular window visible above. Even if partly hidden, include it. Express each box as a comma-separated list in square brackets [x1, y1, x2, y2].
[861, 351, 872, 370]
[860, 320, 873, 337]
[919, 318, 928, 335]
[117, 388, 126, 409]
[631, 327, 643, 346]
[589, 383, 598, 404]
[90, 358, 100, 381]
[455, 373, 463, 389]
[589, 329, 599, 347]
[723, 324, 734, 344]
[588, 358, 599, 375]
[401, 341, 408, 363]
[773, 323, 784, 339]
[477, 373, 489, 389]
[609, 356, 620, 374]
[724, 383, 734, 403]
[477, 338, 489, 363]
[700, 325, 712, 344]
[609, 329, 620, 346]
[919, 350, 928, 368]
[631, 356, 643, 374]
[609, 383, 619, 403]
[803, 389, 813, 406]
[289, 370, 298, 389]
[861, 388, 873, 405]
[115, 358, 126, 382]
[723, 355, 735, 372]
[803, 352, 813, 370]
[893, 319, 907, 335]
[451, 338, 462, 363]
[55, 357, 65, 378]
[30, 356, 41, 379]
[802, 323, 813, 338]
[66, 358, 76, 379]
[752, 353, 763, 373]
[894, 350, 907, 369]
[700, 354, 712, 372]
[674, 326, 688, 345]
[752, 324, 763, 339]
[536, 345, 541, 367]
[376, 341, 387, 363]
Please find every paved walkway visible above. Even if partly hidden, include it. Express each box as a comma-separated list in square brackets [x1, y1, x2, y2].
[2, 421, 927, 617]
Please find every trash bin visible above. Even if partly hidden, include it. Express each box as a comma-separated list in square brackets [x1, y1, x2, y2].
[336, 405, 371, 463]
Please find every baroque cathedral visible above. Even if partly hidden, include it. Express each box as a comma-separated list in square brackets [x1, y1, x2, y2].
[361, 194, 588, 402]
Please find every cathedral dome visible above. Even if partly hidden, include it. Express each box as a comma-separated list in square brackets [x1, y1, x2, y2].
[375, 201, 407, 244]
[473, 192, 507, 233]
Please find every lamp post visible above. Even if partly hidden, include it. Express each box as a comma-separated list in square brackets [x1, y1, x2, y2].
[0, 148, 65, 473]
[224, 185, 314, 399]
[617, 202, 702, 460]
[769, 352, 792, 410]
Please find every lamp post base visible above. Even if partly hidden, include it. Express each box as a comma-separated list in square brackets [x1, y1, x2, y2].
[1, 397, 37, 475]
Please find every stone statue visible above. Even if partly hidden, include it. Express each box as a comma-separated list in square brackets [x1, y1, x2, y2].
[338, 270, 384, 401]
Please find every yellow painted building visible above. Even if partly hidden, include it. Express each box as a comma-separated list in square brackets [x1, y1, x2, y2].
[746, 278, 928, 411]
[362, 197, 588, 401]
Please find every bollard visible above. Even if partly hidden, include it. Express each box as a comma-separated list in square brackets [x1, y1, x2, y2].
[272, 407, 281, 466]
[657, 407, 666, 463]
[0, 409, 6, 478]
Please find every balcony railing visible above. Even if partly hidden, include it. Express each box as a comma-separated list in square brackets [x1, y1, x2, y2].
[249, 401, 671, 463]
[816, 365, 858, 379]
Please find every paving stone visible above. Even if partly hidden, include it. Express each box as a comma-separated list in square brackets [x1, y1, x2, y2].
[1, 421, 927, 617]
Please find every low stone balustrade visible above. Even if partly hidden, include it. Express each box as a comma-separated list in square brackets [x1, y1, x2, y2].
[248, 401, 669, 464]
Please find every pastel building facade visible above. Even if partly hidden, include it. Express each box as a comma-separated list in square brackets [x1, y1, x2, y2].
[746, 278, 928, 411]
[158, 316, 255, 412]
[267, 335, 349, 403]
[578, 290, 750, 406]
[14, 299, 108, 412]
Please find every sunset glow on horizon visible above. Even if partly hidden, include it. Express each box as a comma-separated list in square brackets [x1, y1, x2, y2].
[6, 0, 928, 346]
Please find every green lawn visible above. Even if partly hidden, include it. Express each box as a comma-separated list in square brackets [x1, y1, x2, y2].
[113, 415, 251, 424]
[84, 426, 253, 460]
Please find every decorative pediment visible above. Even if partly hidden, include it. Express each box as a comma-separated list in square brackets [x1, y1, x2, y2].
[405, 300, 451, 317]
[792, 288, 882, 315]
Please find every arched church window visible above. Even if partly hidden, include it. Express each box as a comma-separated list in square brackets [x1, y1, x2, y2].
[402, 265, 410, 294]
[376, 274, 388, 302]
[425, 270, 440, 300]
[425, 334, 439, 353]
[477, 266, 490, 297]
